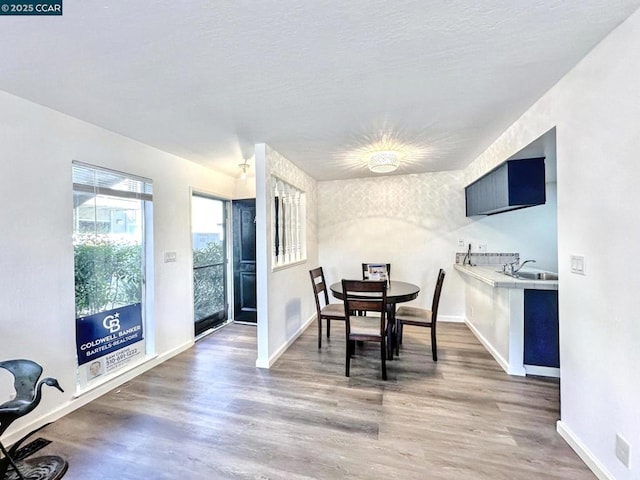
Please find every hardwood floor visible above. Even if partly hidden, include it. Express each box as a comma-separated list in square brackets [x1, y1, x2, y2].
[32, 322, 594, 479]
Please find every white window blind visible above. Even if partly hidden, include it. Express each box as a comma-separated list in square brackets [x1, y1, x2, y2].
[72, 161, 153, 200]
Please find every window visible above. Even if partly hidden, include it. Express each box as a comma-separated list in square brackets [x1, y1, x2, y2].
[72, 162, 152, 388]
[272, 177, 306, 268]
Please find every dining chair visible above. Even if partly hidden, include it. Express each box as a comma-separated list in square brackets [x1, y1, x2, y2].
[395, 268, 446, 361]
[309, 267, 346, 349]
[341, 279, 388, 380]
[359, 263, 391, 317]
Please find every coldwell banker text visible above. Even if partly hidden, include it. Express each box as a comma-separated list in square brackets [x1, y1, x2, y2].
[0, 0, 62, 15]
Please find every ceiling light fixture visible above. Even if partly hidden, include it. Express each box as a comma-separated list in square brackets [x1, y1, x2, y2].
[368, 151, 400, 173]
[239, 161, 250, 180]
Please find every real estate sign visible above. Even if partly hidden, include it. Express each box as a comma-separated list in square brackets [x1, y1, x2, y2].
[76, 303, 144, 365]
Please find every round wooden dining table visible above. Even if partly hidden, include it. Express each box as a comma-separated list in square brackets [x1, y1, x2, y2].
[329, 281, 420, 360]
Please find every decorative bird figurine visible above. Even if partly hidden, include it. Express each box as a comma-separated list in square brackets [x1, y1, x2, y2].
[0, 359, 64, 437]
[0, 359, 66, 480]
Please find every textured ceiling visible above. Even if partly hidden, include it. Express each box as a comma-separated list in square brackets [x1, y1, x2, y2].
[1, 1, 639, 180]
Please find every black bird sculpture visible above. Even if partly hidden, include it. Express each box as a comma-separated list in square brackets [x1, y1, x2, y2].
[0, 359, 66, 480]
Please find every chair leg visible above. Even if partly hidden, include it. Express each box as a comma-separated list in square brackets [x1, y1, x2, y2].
[327, 319, 331, 339]
[381, 339, 387, 381]
[431, 328, 438, 361]
[318, 317, 322, 349]
[345, 338, 351, 377]
[395, 320, 401, 356]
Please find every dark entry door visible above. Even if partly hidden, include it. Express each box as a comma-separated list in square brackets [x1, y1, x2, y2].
[232, 199, 257, 323]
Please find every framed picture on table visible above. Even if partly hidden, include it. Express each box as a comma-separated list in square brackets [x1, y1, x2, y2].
[367, 264, 388, 285]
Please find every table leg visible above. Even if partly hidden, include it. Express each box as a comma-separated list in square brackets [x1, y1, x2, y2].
[386, 303, 396, 360]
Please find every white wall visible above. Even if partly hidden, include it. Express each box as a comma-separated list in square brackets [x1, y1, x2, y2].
[0, 91, 239, 442]
[255, 144, 318, 367]
[462, 9, 640, 480]
[317, 171, 558, 320]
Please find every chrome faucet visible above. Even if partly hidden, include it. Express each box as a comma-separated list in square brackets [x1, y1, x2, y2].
[511, 259, 536, 275]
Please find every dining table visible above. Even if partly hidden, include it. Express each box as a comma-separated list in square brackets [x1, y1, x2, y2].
[329, 280, 420, 360]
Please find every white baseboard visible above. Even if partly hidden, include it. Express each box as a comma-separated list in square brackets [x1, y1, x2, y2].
[439, 315, 465, 323]
[557, 421, 613, 480]
[255, 314, 315, 369]
[524, 364, 560, 378]
[2, 340, 194, 446]
[255, 357, 270, 369]
[464, 318, 526, 376]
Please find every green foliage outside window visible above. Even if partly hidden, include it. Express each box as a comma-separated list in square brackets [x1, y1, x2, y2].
[74, 235, 224, 321]
[192, 241, 225, 321]
[74, 235, 142, 317]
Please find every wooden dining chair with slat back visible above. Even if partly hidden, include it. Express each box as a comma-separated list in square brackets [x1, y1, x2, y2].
[359, 263, 391, 316]
[309, 267, 346, 348]
[341, 279, 388, 380]
[395, 269, 446, 360]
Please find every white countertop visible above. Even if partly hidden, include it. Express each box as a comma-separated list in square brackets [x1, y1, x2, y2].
[454, 264, 558, 290]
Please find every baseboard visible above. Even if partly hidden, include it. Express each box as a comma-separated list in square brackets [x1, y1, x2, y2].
[255, 314, 315, 369]
[557, 421, 613, 480]
[1, 340, 194, 447]
[524, 364, 560, 378]
[464, 318, 526, 376]
[439, 315, 465, 323]
[255, 357, 270, 369]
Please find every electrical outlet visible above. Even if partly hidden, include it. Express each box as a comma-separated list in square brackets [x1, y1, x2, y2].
[469, 306, 474, 319]
[616, 434, 631, 468]
[457, 238, 465, 248]
[164, 251, 177, 263]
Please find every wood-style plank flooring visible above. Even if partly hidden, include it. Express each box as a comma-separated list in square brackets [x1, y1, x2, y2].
[32, 321, 594, 479]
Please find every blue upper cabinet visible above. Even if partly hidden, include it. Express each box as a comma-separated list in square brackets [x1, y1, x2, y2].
[465, 157, 546, 216]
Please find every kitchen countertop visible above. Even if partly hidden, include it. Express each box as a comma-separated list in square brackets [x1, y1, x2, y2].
[454, 264, 558, 290]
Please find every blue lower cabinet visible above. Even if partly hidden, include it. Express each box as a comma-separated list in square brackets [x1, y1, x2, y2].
[524, 289, 559, 368]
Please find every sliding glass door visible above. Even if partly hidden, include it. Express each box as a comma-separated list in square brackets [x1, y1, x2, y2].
[192, 194, 228, 336]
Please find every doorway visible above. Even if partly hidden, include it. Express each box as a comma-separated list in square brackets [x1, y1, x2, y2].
[191, 194, 229, 336]
[232, 199, 257, 323]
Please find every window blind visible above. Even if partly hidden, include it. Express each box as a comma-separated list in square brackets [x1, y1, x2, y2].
[72, 161, 153, 201]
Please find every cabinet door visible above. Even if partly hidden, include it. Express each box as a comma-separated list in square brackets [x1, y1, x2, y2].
[524, 290, 559, 367]
[507, 158, 546, 206]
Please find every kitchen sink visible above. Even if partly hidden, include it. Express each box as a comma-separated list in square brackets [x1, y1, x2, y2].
[513, 271, 558, 281]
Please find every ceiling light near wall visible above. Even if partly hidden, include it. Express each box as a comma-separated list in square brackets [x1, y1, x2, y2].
[239, 161, 250, 180]
[368, 151, 400, 173]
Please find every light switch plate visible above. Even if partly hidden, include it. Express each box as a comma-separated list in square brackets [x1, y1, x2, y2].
[570, 255, 585, 275]
[616, 434, 631, 468]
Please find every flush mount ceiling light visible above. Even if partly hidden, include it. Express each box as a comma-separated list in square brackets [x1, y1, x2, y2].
[239, 161, 250, 180]
[368, 151, 400, 173]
